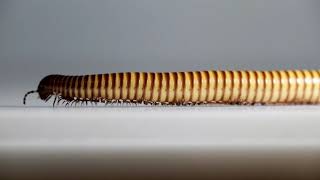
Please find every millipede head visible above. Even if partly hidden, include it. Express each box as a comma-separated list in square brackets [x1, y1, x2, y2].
[23, 75, 58, 105]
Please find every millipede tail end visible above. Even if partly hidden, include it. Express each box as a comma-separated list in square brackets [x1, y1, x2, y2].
[23, 90, 38, 105]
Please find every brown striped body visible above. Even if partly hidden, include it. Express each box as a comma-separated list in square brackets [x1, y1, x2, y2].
[31, 70, 320, 105]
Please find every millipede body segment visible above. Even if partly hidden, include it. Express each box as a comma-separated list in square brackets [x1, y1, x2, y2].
[23, 70, 320, 106]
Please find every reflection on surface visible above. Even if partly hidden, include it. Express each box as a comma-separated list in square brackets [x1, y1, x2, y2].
[1, 107, 320, 179]
[1, 147, 320, 180]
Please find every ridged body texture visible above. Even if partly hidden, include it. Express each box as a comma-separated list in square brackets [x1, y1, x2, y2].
[38, 70, 320, 105]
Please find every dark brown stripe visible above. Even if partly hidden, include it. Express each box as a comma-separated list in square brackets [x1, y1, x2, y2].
[119, 73, 124, 99]
[244, 71, 250, 102]
[181, 72, 185, 102]
[73, 76, 81, 99]
[47, 76, 53, 93]
[196, 71, 201, 102]
[68, 76, 74, 98]
[158, 73, 163, 102]
[229, 71, 234, 102]
[74, 76, 79, 98]
[91, 74, 99, 100]
[77, 76, 82, 98]
[101, 74, 108, 100]
[83, 75, 88, 99]
[141, 72, 147, 101]
[83, 75, 89, 99]
[47, 75, 55, 95]
[283, 71, 290, 103]
[111, 73, 116, 100]
[302, 70, 309, 101]
[52, 76, 57, 92]
[86, 75, 91, 99]
[126, 72, 131, 100]
[51, 76, 56, 91]
[52, 75, 58, 94]
[97, 74, 102, 98]
[57, 75, 62, 94]
[56, 76, 61, 94]
[291, 70, 298, 102]
[204, 71, 210, 102]
[275, 71, 282, 103]
[108, 74, 111, 99]
[71, 76, 77, 98]
[300, 70, 307, 101]
[189, 72, 194, 102]
[266, 71, 273, 102]
[53, 75, 59, 94]
[165, 72, 170, 102]
[252, 71, 258, 102]
[307, 70, 314, 102]
[73, 76, 77, 98]
[82, 75, 86, 99]
[55, 76, 60, 94]
[237, 71, 242, 102]
[65, 76, 71, 97]
[91, 75, 95, 99]
[104, 74, 109, 99]
[113, 73, 118, 99]
[60, 76, 66, 95]
[134, 72, 139, 100]
[260, 71, 266, 102]
[316, 71, 320, 102]
[46, 75, 52, 89]
[87, 75, 91, 99]
[221, 71, 226, 101]
[212, 71, 218, 101]
[63, 75, 68, 97]
[191, 72, 196, 101]
[149, 73, 155, 101]
[78, 75, 83, 98]
[173, 72, 178, 102]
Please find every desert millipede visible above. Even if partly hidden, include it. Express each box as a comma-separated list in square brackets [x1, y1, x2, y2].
[23, 69, 320, 106]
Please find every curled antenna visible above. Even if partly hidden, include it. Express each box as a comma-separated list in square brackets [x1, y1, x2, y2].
[23, 90, 38, 105]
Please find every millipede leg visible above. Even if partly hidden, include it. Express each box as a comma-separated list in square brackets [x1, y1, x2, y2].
[57, 97, 62, 106]
[65, 101, 70, 107]
[70, 100, 75, 106]
[52, 95, 58, 107]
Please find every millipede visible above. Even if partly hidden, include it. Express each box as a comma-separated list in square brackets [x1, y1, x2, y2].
[23, 69, 320, 107]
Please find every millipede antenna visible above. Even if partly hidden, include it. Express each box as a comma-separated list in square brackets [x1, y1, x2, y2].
[23, 90, 38, 105]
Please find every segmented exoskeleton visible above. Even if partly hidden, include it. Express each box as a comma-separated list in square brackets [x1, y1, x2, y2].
[23, 69, 320, 106]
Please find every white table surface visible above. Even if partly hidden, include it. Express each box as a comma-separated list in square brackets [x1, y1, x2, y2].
[1, 105, 320, 179]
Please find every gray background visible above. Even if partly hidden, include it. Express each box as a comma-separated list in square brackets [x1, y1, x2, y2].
[1, 0, 320, 106]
